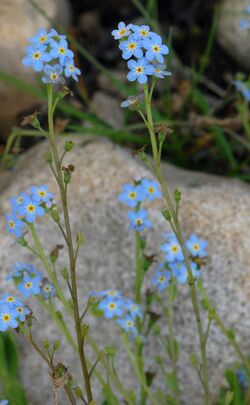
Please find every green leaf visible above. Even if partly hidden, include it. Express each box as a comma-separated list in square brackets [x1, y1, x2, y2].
[168, 283, 177, 302]
[164, 371, 178, 393]
[224, 391, 234, 405]
[166, 339, 179, 362]
[0, 333, 27, 404]
[211, 125, 237, 170]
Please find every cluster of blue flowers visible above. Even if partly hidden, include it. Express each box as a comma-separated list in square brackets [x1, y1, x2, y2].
[112, 22, 171, 84]
[22, 28, 81, 83]
[0, 293, 30, 332]
[90, 289, 142, 336]
[118, 178, 162, 232]
[240, 5, 250, 30]
[6, 262, 56, 301]
[151, 233, 208, 291]
[5, 185, 54, 238]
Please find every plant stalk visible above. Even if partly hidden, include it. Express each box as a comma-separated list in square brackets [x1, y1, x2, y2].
[47, 84, 93, 403]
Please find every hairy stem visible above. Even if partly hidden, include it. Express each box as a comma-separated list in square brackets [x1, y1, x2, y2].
[47, 84, 93, 402]
[143, 83, 211, 404]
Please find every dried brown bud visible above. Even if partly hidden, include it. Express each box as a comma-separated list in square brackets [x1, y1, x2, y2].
[131, 144, 147, 158]
[154, 123, 173, 136]
[20, 111, 40, 127]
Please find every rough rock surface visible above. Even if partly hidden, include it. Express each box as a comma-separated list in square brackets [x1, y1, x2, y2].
[91, 91, 124, 129]
[217, 0, 250, 70]
[0, 137, 250, 404]
[0, 0, 70, 140]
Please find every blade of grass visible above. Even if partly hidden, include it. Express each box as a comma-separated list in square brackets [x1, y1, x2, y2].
[131, 0, 160, 32]
[198, 4, 219, 76]
[67, 124, 148, 146]
[0, 69, 119, 128]
[192, 88, 237, 169]
[146, 0, 159, 21]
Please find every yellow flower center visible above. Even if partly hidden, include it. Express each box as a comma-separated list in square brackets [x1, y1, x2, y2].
[27, 204, 35, 212]
[3, 314, 11, 321]
[127, 321, 134, 327]
[44, 286, 51, 292]
[59, 47, 66, 54]
[39, 36, 47, 42]
[7, 297, 14, 302]
[128, 42, 136, 50]
[33, 52, 41, 59]
[171, 245, 179, 252]
[25, 282, 32, 289]
[159, 276, 166, 283]
[136, 219, 143, 225]
[153, 45, 160, 52]
[155, 68, 161, 73]
[38, 191, 46, 197]
[192, 244, 200, 251]
[135, 66, 143, 74]
[108, 303, 116, 310]
[17, 197, 23, 203]
[129, 192, 136, 199]
[69, 65, 75, 71]
[140, 30, 148, 37]
[119, 28, 126, 35]
[17, 307, 23, 313]
[108, 291, 116, 296]
[148, 187, 155, 193]
[51, 73, 58, 80]
[9, 221, 15, 228]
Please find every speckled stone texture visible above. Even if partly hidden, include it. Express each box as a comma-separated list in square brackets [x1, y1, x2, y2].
[0, 137, 250, 404]
[0, 0, 70, 139]
[217, 0, 250, 70]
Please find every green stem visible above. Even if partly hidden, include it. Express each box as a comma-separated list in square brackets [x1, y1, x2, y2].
[29, 223, 72, 314]
[122, 335, 158, 405]
[144, 83, 158, 164]
[38, 298, 77, 351]
[135, 231, 143, 304]
[198, 282, 250, 372]
[143, 86, 211, 405]
[134, 231, 147, 404]
[214, 314, 250, 371]
[239, 100, 250, 141]
[1, 129, 46, 169]
[86, 335, 133, 405]
[47, 84, 93, 402]
[27, 331, 76, 405]
[165, 288, 181, 404]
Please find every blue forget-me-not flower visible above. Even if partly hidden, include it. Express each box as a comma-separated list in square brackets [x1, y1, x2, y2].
[127, 57, 154, 84]
[113, 22, 171, 83]
[151, 265, 171, 292]
[161, 235, 184, 262]
[128, 209, 152, 232]
[112, 22, 132, 40]
[23, 28, 81, 83]
[186, 234, 208, 257]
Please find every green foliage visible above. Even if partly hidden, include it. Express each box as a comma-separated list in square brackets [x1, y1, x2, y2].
[0, 332, 27, 405]
[216, 368, 250, 405]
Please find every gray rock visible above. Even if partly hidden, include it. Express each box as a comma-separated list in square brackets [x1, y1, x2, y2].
[90, 91, 124, 129]
[217, 0, 250, 70]
[0, 0, 71, 140]
[0, 137, 250, 404]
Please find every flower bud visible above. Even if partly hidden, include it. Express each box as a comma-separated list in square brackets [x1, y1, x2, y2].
[64, 140, 74, 152]
[162, 209, 171, 221]
[44, 151, 53, 164]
